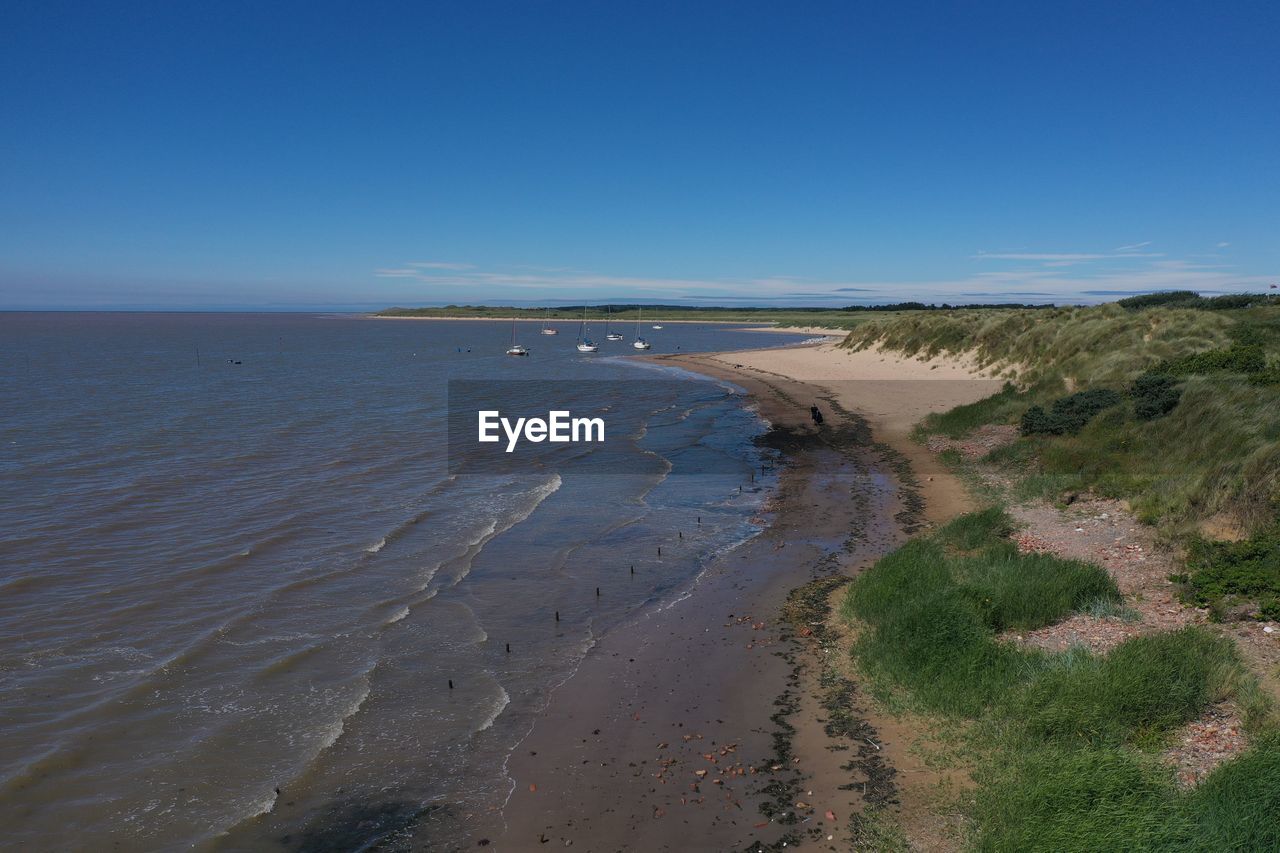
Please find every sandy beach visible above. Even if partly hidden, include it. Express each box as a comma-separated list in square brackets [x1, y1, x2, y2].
[491, 340, 1001, 850]
[668, 342, 1006, 525]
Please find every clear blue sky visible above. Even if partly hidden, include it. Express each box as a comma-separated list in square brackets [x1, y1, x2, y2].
[2, 0, 1276, 309]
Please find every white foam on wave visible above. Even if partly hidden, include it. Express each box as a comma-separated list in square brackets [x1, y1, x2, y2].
[318, 681, 371, 752]
[419, 473, 563, 595]
[474, 684, 510, 733]
[385, 605, 409, 625]
[246, 787, 279, 819]
[214, 673, 374, 842]
[365, 537, 387, 554]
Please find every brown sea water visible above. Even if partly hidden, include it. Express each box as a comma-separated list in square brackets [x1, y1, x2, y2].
[0, 313, 810, 850]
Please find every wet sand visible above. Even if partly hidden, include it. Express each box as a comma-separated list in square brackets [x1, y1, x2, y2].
[491, 361, 901, 851]
[491, 342, 1000, 851]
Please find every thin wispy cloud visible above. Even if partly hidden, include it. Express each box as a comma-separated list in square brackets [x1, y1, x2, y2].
[1114, 241, 1153, 251]
[1217, 242, 1231, 248]
[407, 261, 475, 270]
[373, 253, 1275, 306]
[973, 251, 1164, 262]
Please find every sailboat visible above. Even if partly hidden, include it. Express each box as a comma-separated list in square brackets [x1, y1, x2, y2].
[605, 305, 623, 341]
[632, 307, 651, 350]
[540, 308, 558, 335]
[505, 317, 529, 356]
[576, 307, 598, 352]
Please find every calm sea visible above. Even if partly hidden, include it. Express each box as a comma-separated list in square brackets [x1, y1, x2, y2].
[0, 313, 810, 850]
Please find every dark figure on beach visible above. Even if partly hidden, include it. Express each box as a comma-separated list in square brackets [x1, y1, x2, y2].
[810, 404, 824, 425]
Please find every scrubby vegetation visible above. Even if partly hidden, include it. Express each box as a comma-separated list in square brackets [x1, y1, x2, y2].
[1129, 373, 1183, 421]
[1160, 343, 1268, 377]
[1118, 291, 1280, 311]
[847, 299, 1280, 543]
[915, 383, 1026, 440]
[1176, 526, 1280, 621]
[1019, 389, 1123, 436]
[842, 511, 1276, 851]
[838, 296, 1280, 849]
[842, 302, 1234, 385]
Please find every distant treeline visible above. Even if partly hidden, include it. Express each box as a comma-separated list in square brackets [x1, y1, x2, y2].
[838, 301, 1056, 312]
[1118, 291, 1280, 310]
[380, 301, 1058, 316]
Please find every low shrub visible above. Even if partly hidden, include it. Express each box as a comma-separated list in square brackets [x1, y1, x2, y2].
[1129, 373, 1183, 420]
[1020, 388, 1123, 435]
[1120, 291, 1280, 311]
[1250, 364, 1280, 386]
[1118, 291, 1203, 310]
[1179, 526, 1280, 614]
[1161, 343, 1267, 377]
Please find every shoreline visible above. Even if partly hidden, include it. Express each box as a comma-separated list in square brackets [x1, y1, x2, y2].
[367, 314, 852, 336]
[491, 340, 1000, 849]
[658, 343, 1005, 526]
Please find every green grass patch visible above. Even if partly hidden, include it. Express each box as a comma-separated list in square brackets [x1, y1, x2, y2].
[959, 551, 1120, 633]
[843, 510, 1276, 851]
[973, 735, 1280, 852]
[1010, 628, 1237, 748]
[937, 506, 1017, 552]
[845, 512, 1120, 716]
[972, 746, 1185, 851]
[844, 539, 1039, 717]
[1183, 732, 1280, 851]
